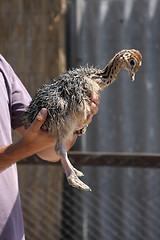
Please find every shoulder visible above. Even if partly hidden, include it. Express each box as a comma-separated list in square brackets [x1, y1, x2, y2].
[0, 54, 14, 79]
[0, 54, 10, 66]
[0, 54, 22, 88]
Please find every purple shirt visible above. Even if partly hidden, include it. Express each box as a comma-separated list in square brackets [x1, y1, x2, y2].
[0, 54, 31, 240]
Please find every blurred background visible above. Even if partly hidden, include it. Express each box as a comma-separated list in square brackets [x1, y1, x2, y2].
[1, 0, 160, 239]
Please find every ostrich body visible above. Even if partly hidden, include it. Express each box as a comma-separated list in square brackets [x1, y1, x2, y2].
[23, 49, 142, 191]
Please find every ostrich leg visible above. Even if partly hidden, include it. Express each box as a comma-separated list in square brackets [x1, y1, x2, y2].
[56, 143, 91, 191]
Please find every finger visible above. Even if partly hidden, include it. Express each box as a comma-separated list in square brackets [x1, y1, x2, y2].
[90, 101, 99, 115]
[76, 119, 90, 132]
[29, 108, 48, 131]
[90, 93, 100, 105]
[82, 115, 92, 127]
[78, 103, 98, 129]
[85, 114, 92, 124]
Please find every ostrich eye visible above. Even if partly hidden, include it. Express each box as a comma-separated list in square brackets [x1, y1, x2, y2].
[130, 59, 136, 68]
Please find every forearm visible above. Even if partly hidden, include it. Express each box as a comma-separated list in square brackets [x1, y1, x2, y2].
[0, 139, 37, 171]
[0, 135, 59, 172]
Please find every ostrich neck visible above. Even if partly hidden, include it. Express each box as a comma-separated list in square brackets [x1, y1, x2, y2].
[95, 52, 125, 89]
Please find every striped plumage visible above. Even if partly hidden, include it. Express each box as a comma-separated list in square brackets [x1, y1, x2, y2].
[23, 49, 142, 191]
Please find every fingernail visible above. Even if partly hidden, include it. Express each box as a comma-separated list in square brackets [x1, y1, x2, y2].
[37, 109, 47, 120]
[38, 108, 47, 120]
[40, 108, 47, 116]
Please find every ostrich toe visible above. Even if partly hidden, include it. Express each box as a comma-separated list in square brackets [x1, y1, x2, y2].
[73, 167, 84, 177]
[67, 174, 91, 191]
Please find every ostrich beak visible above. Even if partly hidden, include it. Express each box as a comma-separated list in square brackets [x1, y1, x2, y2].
[129, 70, 135, 82]
[128, 60, 141, 82]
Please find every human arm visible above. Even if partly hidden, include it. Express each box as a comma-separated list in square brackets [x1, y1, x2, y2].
[0, 93, 99, 171]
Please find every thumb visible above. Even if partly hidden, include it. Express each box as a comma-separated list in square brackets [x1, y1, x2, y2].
[30, 108, 48, 131]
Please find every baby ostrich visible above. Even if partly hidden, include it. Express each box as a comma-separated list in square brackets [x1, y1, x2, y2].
[23, 49, 142, 191]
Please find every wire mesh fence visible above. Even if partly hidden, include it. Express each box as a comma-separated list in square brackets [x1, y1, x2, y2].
[18, 153, 160, 240]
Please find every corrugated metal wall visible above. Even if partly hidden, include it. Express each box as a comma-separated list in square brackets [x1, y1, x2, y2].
[67, 0, 160, 153]
[65, 0, 160, 239]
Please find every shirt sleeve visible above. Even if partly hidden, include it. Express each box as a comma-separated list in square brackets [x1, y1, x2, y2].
[0, 55, 32, 130]
[10, 68, 32, 129]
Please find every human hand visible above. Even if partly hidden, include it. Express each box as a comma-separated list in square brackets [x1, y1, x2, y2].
[84, 93, 100, 125]
[21, 108, 56, 154]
